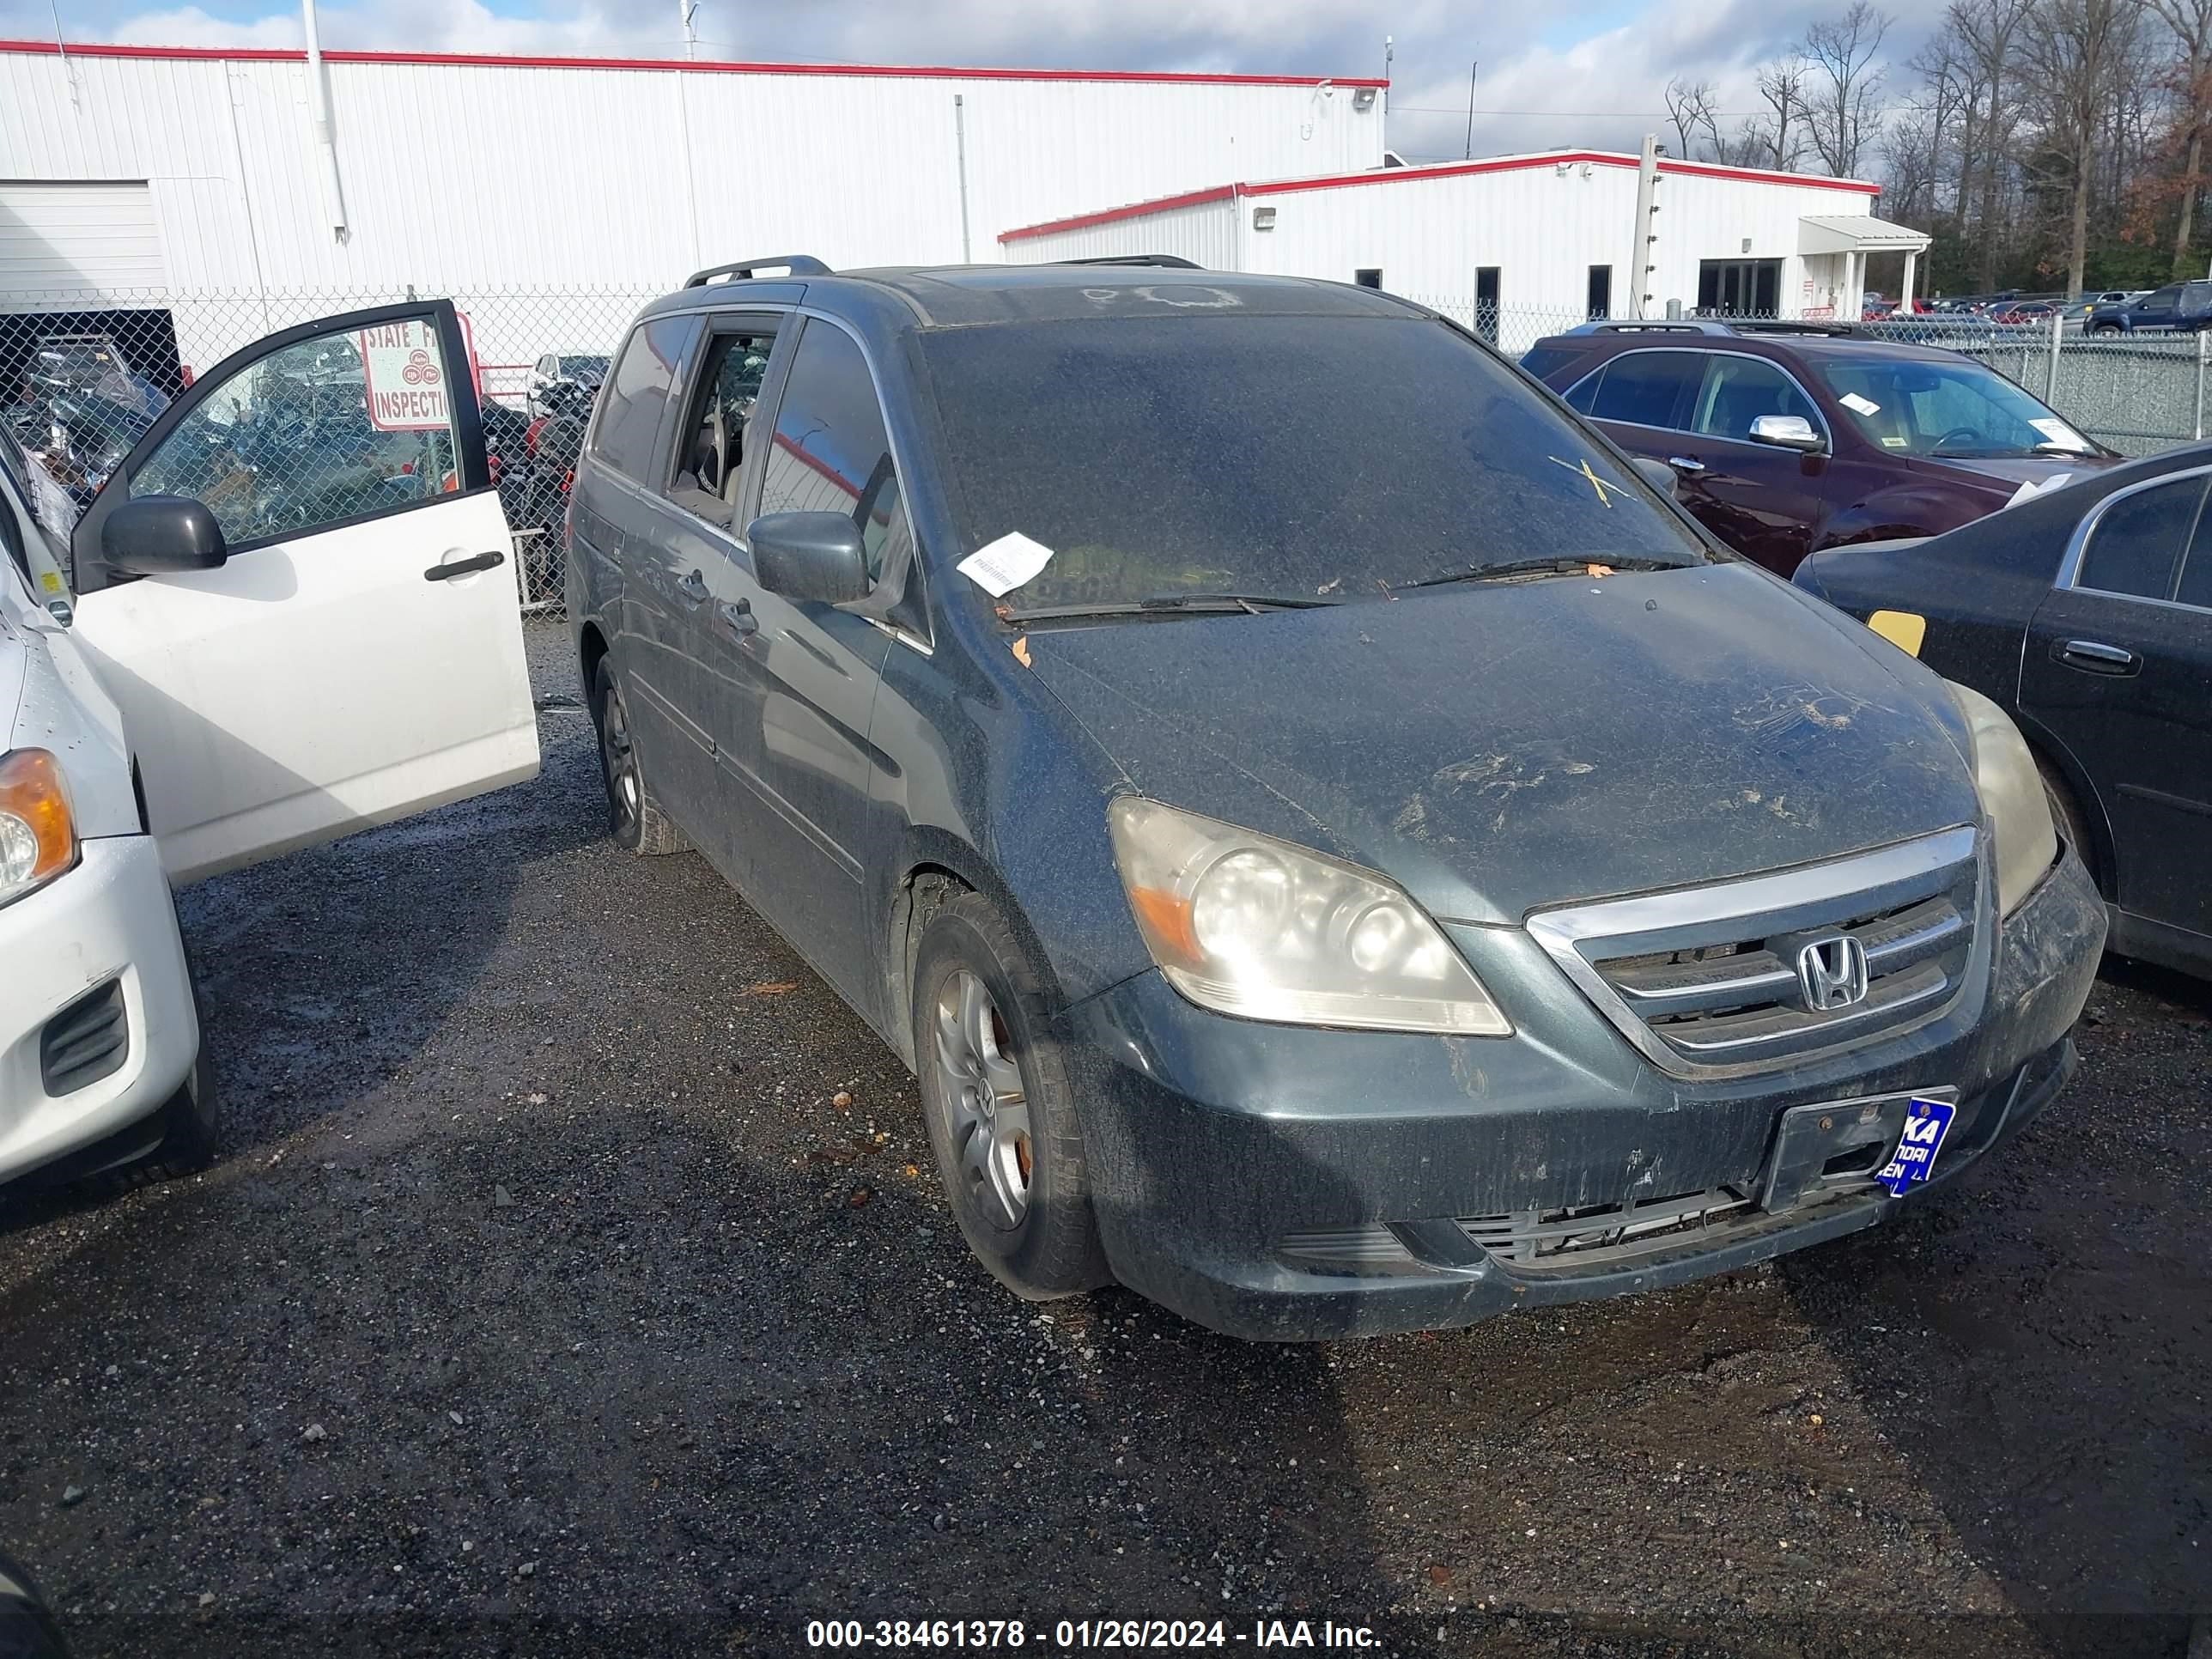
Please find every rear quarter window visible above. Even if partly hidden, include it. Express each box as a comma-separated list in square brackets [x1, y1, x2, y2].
[1518, 344, 1585, 386]
[591, 317, 697, 484]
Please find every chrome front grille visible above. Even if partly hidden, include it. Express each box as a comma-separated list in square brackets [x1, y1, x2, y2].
[1528, 828, 1984, 1076]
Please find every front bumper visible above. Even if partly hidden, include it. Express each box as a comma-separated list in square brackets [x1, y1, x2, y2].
[0, 835, 199, 1186]
[1056, 848, 2105, 1340]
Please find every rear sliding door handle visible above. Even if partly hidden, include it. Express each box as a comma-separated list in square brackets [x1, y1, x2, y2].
[2056, 638, 2141, 675]
[675, 569, 711, 606]
[717, 599, 757, 638]
[424, 550, 505, 581]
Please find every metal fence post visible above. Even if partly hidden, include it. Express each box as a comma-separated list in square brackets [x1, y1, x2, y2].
[2197, 329, 2207, 443]
[2047, 309, 2062, 404]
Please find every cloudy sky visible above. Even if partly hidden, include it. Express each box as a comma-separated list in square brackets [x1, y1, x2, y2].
[1, 0, 1936, 164]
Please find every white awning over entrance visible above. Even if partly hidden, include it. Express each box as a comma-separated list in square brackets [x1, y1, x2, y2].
[1798, 213, 1932, 256]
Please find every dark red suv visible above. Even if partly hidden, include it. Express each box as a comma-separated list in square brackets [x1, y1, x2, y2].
[1522, 321, 2122, 574]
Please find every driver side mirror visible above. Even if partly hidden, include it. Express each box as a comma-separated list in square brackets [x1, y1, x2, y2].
[746, 511, 869, 605]
[1629, 456, 1682, 499]
[101, 495, 228, 576]
[1747, 414, 1826, 453]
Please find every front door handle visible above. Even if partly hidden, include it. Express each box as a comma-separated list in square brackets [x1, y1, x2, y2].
[424, 550, 506, 581]
[717, 598, 757, 638]
[1667, 456, 1706, 474]
[675, 568, 711, 606]
[2057, 638, 2141, 675]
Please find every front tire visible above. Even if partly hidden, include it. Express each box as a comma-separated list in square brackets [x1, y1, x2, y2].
[911, 890, 1109, 1299]
[591, 658, 690, 856]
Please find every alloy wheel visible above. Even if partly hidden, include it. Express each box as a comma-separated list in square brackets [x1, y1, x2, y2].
[932, 969, 1032, 1229]
[599, 681, 641, 834]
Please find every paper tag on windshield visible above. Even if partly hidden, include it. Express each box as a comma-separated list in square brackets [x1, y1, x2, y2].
[1839, 392, 1882, 416]
[2029, 416, 2090, 451]
[957, 532, 1055, 597]
[2008, 472, 2075, 507]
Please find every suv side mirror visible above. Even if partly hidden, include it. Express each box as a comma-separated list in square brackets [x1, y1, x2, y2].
[1629, 456, 1681, 499]
[1747, 414, 1825, 453]
[747, 511, 869, 605]
[101, 495, 228, 576]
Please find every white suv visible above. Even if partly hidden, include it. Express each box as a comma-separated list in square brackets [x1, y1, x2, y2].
[0, 301, 538, 1187]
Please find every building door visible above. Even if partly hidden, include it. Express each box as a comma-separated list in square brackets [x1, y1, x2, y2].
[1698, 258, 1781, 317]
[1587, 265, 1612, 319]
[1475, 266, 1501, 343]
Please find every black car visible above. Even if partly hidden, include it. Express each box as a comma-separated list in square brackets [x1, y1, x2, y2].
[1796, 449, 2212, 978]
[568, 257, 2101, 1340]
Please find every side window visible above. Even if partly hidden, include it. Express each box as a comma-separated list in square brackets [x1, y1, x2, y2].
[1585, 351, 1702, 430]
[1689, 356, 1818, 441]
[2174, 490, 2212, 609]
[591, 317, 693, 483]
[756, 319, 910, 589]
[664, 323, 780, 526]
[131, 317, 460, 551]
[2138, 287, 2179, 317]
[534, 355, 554, 378]
[2076, 476, 2203, 599]
[2187, 283, 2212, 314]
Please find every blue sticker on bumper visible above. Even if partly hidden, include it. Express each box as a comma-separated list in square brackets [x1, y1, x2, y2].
[1876, 1096, 1957, 1196]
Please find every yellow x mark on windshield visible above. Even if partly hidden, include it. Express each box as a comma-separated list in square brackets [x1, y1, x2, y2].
[1549, 455, 1625, 507]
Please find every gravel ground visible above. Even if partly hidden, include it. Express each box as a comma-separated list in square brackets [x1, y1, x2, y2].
[2, 620, 2206, 1659]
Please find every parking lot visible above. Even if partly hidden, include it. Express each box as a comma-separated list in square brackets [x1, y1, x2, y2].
[2, 622, 2205, 1659]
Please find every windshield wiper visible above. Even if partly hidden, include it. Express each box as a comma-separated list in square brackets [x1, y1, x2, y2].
[1000, 590, 1346, 623]
[1393, 556, 1694, 592]
[1933, 443, 2092, 460]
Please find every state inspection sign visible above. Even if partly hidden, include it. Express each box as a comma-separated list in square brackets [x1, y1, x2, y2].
[359, 320, 450, 432]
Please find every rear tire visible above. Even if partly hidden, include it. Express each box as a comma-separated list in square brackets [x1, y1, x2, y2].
[911, 889, 1109, 1300]
[591, 658, 690, 856]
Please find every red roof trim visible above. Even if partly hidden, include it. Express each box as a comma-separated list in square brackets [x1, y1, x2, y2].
[999, 185, 1239, 242]
[1000, 149, 1880, 240]
[0, 37, 1385, 88]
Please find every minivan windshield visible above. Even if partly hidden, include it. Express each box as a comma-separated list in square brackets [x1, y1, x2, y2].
[920, 314, 1711, 610]
[1814, 356, 2098, 459]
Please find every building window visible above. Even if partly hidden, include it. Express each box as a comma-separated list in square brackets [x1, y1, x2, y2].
[1475, 266, 1501, 343]
[1354, 268, 1382, 289]
[1587, 265, 1612, 319]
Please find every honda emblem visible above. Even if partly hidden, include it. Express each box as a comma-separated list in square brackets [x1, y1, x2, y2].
[1796, 935, 1869, 1012]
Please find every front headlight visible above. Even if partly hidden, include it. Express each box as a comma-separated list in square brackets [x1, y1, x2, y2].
[1106, 797, 1510, 1035]
[1945, 683, 2057, 917]
[0, 749, 79, 908]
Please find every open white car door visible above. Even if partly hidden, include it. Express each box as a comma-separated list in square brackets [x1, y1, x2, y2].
[66, 301, 538, 884]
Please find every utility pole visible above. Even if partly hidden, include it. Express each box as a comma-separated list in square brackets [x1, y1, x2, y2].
[1629, 133, 1661, 319]
[678, 0, 697, 59]
[1382, 35, 1393, 117]
[1464, 59, 1478, 159]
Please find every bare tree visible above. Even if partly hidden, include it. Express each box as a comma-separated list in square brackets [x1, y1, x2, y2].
[2023, 0, 2146, 295]
[2148, 0, 2212, 273]
[1665, 76, 1723, 161]
[1954, 0, 2038, 286]
[1803, 1, 1895, 175]
[1755, 55, 1812, 168]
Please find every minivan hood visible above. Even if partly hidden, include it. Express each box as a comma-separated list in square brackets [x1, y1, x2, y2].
[1023, 563, 1983, 923]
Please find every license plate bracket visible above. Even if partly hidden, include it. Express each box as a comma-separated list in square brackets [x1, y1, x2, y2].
[1761, 1089, 1958, 1213]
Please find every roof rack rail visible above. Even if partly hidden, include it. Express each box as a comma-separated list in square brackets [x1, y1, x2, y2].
[1725, 319, 1860, 337]
[684, 255, 832, 289]
[1051, 254, 1205, 269]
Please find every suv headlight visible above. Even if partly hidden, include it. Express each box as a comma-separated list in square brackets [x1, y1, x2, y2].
[0, 749, 79, 909]
[1106, 797, 1510, 1035]
[1945, 683, 2057, 917]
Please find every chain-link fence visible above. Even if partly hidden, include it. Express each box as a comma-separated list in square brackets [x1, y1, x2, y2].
[11, 282, 2211, 611]
[3, 285, 659, 617]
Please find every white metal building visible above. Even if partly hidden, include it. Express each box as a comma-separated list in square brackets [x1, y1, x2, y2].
[0, 37, 1385, 373]
[997, 149, 1930, 333]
